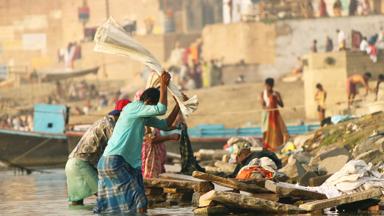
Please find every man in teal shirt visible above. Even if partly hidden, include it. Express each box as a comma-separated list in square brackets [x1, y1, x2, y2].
[95, 72, 180, 214]
[103, 96, 170, 168]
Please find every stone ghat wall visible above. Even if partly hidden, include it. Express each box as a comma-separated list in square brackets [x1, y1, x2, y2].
[203, 15, 384, 80]
[303, 51, 384, 119]
[202, 22, 276, 65]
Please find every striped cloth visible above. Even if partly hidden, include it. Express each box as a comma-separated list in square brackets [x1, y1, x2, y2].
[94, 155, 147, 214]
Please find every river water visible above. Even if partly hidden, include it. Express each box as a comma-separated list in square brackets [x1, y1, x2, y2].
[0, 169, 193, 216]
[1, 169, 381, 216]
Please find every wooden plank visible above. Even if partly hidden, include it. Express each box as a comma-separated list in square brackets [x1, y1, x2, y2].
[308, 174, 332, 186]
[159, 173, 205, 182]
[145, 178, 196, 189]
[163, 187, 190, 194]
[204, 166, 225, 174]
[250, 193, 279, 202]
[194, 205, 230, 215]
[146, 194, 166, 204]
[265, 180, 326, 200]
[145, 187, 163, 196]
[199, 190, 279, 207]
[200, 190, 304, 213]
[166, 191, 193, 202]
[299, 188, 382, 211]
[193, 171, 268, 193]
[145, 178, 214, 193]
[199, 190, 216, 207]
[265, 180, 277, 192]
[214, 161, 236, 173]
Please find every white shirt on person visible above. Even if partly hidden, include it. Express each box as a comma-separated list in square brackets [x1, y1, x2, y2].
[359, 40, 369, 52]
[338, 31, 346, 44]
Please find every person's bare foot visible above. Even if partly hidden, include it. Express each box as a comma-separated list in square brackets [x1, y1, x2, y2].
[70, 200, 84, 206]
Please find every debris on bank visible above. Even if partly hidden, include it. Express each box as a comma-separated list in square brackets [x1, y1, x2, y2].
[145, 112, 384, 214]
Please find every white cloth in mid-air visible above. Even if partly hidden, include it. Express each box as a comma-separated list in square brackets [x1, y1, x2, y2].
[93, 18, 198, 117]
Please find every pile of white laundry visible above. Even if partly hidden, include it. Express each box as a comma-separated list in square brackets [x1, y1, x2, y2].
[279, 160, 384, 198]
[316, 160, 384, 198]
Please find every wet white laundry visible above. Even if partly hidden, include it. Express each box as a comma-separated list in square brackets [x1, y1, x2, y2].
[317, 160, 384, 198]
[93, 17, 198, 117]
[277, 160, 384, 198]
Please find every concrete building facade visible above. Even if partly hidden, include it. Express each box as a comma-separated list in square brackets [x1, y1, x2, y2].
[203, 15, 384, 81]
[303, 51, 384, 120]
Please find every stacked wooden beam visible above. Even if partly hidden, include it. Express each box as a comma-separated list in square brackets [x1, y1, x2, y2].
[191, 171, 383, 215]
[144, 171, 383, 214]
[144, 173, 214, 207]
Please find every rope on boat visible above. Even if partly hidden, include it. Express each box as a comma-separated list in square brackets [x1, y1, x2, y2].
[11, 138, 52, 163]
[0, 138, 54, 175]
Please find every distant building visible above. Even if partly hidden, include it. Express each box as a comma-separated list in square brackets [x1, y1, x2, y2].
[225, 0, 384, 21]
[203, 15, 384, 82]
[0, 0, 222, 80]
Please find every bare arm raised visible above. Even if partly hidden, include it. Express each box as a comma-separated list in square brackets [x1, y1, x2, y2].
[275, 91, 284, 108]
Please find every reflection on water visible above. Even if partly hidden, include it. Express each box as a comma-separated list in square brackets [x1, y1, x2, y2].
[0, 169, 193, 216]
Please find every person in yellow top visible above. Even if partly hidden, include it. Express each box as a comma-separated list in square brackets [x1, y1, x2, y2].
[315, 83, 327, 122]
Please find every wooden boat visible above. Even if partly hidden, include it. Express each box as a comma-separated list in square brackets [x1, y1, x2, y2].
[0, 104, 70, 167]
[39, 66, 99, 82]
[0, 129, 68, 167]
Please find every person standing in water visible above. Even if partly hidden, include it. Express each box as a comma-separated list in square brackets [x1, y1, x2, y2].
[95, 72, 181, 214]
[65, 99, 131, 205]
[260, 78, 289, 152]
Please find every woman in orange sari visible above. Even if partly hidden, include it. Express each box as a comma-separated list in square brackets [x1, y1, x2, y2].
[260, 78, 289, 152]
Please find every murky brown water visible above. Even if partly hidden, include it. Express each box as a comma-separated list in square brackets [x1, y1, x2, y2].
[0, 169, 193, 216]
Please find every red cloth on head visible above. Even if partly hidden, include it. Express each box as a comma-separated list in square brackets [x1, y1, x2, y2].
[114, 99, 131, 111]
